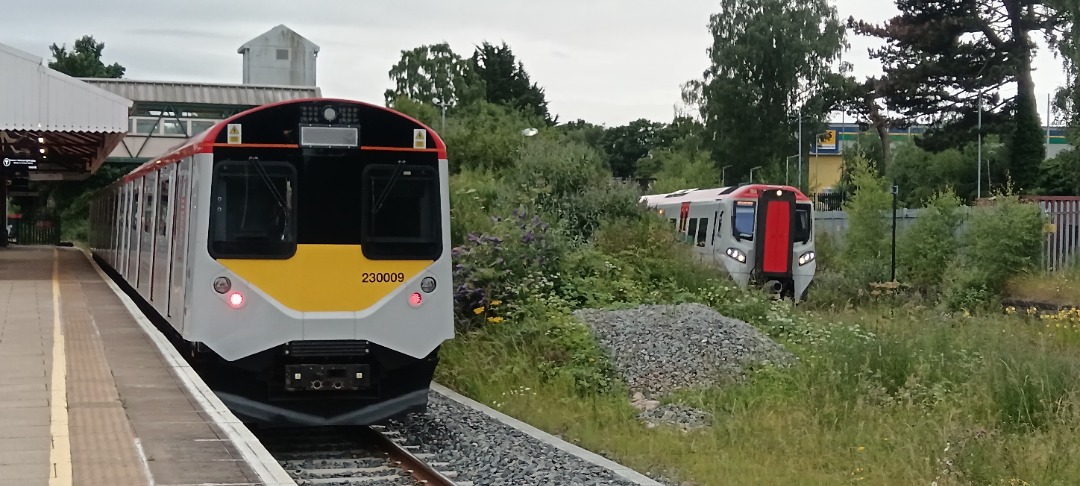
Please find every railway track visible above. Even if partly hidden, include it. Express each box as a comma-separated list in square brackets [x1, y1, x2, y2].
[254, 424, 465, 485]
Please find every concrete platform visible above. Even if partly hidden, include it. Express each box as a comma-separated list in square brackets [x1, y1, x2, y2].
[0, 246, 291, 486]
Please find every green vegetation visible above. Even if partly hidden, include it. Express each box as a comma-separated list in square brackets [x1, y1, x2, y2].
[425, 83, 1072, 482]
[18, 2, 1080, 483]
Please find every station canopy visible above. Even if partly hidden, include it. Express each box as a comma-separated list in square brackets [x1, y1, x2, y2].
[0, 41, 133, 181]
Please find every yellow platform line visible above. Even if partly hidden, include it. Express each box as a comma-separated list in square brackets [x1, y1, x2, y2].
[49, 249, 72, 485]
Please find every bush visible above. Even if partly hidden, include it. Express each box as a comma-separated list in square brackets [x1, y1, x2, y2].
[840, 155, 892, 286]
[449, 169, 502, 245]
[451, 207, 566, 330]
[897, 187, 964, 293]
[942, 192, 1045, 310]
[502, 136, 643, 241]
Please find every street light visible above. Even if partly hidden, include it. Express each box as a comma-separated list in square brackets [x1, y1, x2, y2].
[749, 165, 762, 184]
[785, 155, 799, 185]
[721, 165, 732, 186]
[432, 98, 449, 132]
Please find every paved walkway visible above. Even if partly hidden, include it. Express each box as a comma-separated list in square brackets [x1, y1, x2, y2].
[0, 246, 272, 485]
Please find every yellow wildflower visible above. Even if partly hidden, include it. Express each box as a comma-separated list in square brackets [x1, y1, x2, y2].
[490, 300, 503, 307]
[857, 446, 865, 452]
[473, 306, 485, 315]
[487, 316, 504, 324]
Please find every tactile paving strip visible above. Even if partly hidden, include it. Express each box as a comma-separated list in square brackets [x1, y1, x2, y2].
[59, 252, 150, 485]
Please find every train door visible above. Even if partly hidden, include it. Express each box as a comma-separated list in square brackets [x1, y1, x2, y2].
[138, 172, 157, 297]
[168, 157, 193, 325]
[127, 181, 140, 284]
[152, 164, 174, 315]
[754, 188, 797, 283]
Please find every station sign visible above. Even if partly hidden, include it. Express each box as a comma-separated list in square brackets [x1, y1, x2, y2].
[1, 157, 37, 171]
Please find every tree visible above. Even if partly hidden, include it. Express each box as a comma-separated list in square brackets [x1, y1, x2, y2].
[598, 119, 666, 179]
[1049, 0, 1079, 134]
[383, 43, 482, 110]
[31, 35, 126, 243]
[48, 35, 125, 78]
[835, 76, 903, 174]
[692, 0, 850, 187]
[557, 119, 607, 154]
[849, 1, 1072, 194]
[469, 41, 554, 124]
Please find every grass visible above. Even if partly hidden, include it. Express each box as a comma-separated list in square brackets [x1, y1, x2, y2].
[1006, 265, 1080, 307]
[435, 300, 1080, 485]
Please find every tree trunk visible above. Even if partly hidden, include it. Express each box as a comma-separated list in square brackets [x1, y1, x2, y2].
[1007, 5, 1047, 193]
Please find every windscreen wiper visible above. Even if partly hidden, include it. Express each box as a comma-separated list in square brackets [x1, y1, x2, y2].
[372, 160, 406, 217]
[248, 157, 290, 232]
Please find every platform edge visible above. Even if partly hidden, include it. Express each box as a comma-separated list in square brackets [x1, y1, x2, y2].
[78, 248, 296, 486]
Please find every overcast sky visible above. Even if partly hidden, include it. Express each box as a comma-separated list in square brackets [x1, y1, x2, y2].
[1, 0, 1069, 127]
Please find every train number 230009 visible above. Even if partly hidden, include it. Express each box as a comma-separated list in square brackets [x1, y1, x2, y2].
[361, 272, 407, 283]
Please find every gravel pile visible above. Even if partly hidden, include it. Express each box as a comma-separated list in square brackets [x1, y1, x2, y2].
[573, 303, 794, 398]
[387, 390, 655, 485]
[639, 403, 713, 430]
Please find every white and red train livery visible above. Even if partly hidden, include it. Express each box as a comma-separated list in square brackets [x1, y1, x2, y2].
[640, 184, 816, 300]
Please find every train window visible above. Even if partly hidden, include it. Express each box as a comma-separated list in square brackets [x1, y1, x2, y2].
[208, 160, 297, 259]
[697, 218, 709, 246]
[733, 202, 755, 241]
[158, 174, 170, 237]
[143, 177, 154, 234]
[794, 205, 812, 244]
[687, 218, 698, 245]
[360, 163, 441, 260]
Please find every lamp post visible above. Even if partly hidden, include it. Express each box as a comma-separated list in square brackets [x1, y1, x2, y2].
[749, 165, 762, 184]
[721, 165, 732, 186]
[785, 155, 798, 185]
[432, 98, 449, 132]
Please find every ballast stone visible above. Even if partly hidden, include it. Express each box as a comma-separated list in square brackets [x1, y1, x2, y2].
[572, 303, 795, 399]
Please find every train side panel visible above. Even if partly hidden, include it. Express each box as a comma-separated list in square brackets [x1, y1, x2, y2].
[168, 156, 194, 330]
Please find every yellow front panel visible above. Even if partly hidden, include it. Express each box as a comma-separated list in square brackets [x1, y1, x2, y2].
[217, 245, 433, 312]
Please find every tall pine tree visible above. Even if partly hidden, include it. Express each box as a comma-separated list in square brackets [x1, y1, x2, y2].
[850, 0, 1070, 193]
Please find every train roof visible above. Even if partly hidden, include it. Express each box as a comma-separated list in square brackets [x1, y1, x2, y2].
[119, 97, 447, 184]
[640, 184, 810, 206]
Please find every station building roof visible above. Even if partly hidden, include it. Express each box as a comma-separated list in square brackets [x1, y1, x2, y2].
[80, 78, 322, 108]
[0, 41, 133, 178]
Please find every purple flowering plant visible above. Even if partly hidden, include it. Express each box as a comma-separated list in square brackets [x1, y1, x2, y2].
[451, 206, 564, 330]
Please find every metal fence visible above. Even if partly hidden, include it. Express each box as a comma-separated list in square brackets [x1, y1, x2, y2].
[6, 213, 61, 246]
[1033, 197, 1080, 272]
[812, 197, 1080, 273]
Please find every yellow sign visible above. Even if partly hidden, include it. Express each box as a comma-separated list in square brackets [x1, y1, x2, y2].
[413, 129, 427, 149]
[1045, 223, 1058, 234]
[227, 124, 242, 144]
[817, 130, 837, 150]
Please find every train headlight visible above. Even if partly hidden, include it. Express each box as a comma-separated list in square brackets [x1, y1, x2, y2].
[323, 106, 337, 122]
[213, 277, 232, 294]
[798, 251, 816, 266]
[421, 277, 437, 293]
[725, 248, 747, 263]
[227, 291, 245, 309]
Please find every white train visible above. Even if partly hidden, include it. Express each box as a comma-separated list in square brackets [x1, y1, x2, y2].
[641, 184, 817, 300]
[87, 98, 454, 426]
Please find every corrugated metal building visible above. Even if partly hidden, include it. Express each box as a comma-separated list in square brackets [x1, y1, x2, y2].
[238, 24, 319, 87]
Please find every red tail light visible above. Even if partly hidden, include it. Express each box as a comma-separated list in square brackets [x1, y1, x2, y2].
[408, 292, 423, 308]
[227, 291, 245, 308]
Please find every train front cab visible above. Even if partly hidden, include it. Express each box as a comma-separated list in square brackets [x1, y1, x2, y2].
[185, 100, 454, 427]
[670, 186, 815, 301]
